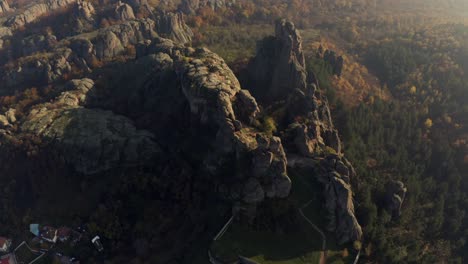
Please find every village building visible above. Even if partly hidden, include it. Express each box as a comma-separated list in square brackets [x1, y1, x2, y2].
[0, 237, 11, 252]
[0, 254, 16, 264]
[40, 226, 58, 243]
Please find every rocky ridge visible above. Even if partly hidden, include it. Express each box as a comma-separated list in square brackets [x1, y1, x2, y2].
[132, 38, 292, 205]
[1, 13, 195, 92]
[20, 78, 161, 174]
[247, 19, 307, 102]
[246, 19, 362, 244]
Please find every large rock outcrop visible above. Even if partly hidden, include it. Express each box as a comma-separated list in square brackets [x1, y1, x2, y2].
[155, 12, 193, 44]
[319, 155, 363, 244]
[115, 1, 136, 21]
[20, 33, 57, 56]
[21, 78, 161, 174]
[2, 48, 72, 91]
[75, 0, 95, 21]
[385, 180, 407, 218]
[128, 38, 291, 205]
[247, 19, 307, 102]
[2, 18, 159, 92]
[6, 0, 77, 29]
[246, 19, 361, 244]
[317, 46, 344, 76]
[0, 0, 11, 13]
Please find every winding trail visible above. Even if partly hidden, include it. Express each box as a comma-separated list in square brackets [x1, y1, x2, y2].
[208, 215, 235, 264]
[299, 200, 327, 264]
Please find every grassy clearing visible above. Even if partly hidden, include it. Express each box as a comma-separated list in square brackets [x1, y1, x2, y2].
[198, 24, 273, 63]
[211, 219, 322, 264]
[198, 25, 320, 64]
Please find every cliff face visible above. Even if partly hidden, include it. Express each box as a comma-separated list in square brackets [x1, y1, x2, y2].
[245, 19, 362, 244]
[1, 14, 195, 92]
[155, 12, 193, 44]
[247, 19, 307, 102]
[0, 5, 363, 259]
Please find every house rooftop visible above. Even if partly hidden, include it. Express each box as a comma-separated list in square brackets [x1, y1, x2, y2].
[0, 237, 11, 252]
[0, 254, 16, 264]
[40, 226, 58, 242]
[0, 237, 10, 247]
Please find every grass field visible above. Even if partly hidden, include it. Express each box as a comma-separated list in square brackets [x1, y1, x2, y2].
[198, 25, 320, 64]
[211, 218, 322, 264]
[210, 167, 344, 264]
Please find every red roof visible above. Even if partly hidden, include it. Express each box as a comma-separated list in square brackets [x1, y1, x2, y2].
[0, 237, 7, 247]
[0, 254, 15, 264]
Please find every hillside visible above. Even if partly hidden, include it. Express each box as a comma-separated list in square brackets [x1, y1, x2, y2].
[0, 0, 466, 263]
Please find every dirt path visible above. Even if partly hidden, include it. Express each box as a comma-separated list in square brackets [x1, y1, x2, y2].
[299, 200, 327, 264]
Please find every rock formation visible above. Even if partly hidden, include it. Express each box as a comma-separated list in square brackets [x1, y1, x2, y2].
[2, 18, 159, 91]
[20, 33, 57, 56]
[155, 12, 193, 44]
[127, 38, 291, 205]
[246, 19, 361, 244]
[2, 48, 72, 91]
[0, 0, 11, 13]
[21, 78, 161, 174]
[247, 19, 307, 102]
[317, 46, 344, 76]
[318, 155, 363, 244]
[115, 1, 136, 21]
[385, 180, 407, 218]
[6, 0, 77, 29]
[76, 0, 95, 21]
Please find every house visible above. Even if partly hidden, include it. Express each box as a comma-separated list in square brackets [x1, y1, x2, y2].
[0, 254, 16, 264]
[57, 227, 72, 243]
[40, 226, 58, 243]
[29, 224, 40, 237]
[0, 237, 11, 252]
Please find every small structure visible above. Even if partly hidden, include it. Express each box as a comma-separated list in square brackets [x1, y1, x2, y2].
[91, 236, 103, 252]
[29, 224, 40, 237]
[57, 227, 72, 243]
[0, 254, 16, 264]
[40, 226, 58, 243]
[0, 237, 12, 252]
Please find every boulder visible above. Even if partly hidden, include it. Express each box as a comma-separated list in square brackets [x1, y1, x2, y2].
[94, 31, 124, 59]
[115, 1, 136, 20]
[2, 48, 72, 90]
[155, 12, 193, 44]
[247, 19, 307, 101]
[5, 109, 16, 123]
[21, 79, 160, 174]
[317, 155, 362, 244]
[234, 89, 260, 125]
[0, 115, 9, 128]
[76, 0, 95, 21]
[0, 0, 11, 13]
[20, 34, 57, 56]
[385, 180, 407, 218]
